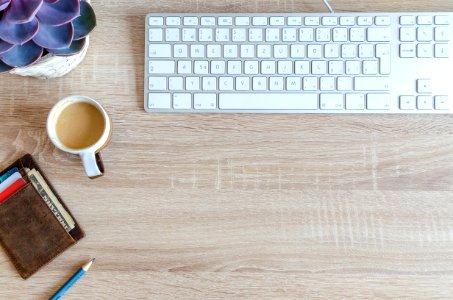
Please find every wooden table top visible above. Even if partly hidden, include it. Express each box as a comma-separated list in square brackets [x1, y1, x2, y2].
[1, 1, 453, 299]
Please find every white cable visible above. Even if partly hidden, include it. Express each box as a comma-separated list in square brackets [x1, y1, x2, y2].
[322, 0, 335, 13]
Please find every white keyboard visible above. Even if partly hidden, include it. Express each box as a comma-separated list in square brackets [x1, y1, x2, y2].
[145, 13, 453, 113]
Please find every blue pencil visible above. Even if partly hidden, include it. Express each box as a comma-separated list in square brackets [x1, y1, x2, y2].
[49, 259, 95, 300]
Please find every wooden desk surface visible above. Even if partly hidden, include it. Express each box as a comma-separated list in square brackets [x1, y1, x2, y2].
[1, 1, 453, 299]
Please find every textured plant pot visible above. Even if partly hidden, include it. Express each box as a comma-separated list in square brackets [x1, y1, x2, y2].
[9, 37, 90, 79]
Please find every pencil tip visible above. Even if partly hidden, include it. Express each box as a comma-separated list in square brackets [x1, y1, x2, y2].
[91, 258, 96, 263]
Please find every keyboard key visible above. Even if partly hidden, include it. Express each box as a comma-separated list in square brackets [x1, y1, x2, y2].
[339, 16, 355, 26]
[269, 77, 284, 90]
[257, 45, 272, 58]
[190, 45, 204, 58]
[357, 16, 373, 25]
[236, 77, 250, 90]
[288, 17, 302, 25]
[149, 17, 163, 26]
[173, 93, 192, 109]
[199, 28, 213, 41]
[320, 94, 343, 109]
[211, 60, 226, 74]
[149, 61, 175, 74]
[316, 28, 331, 42]
[266, 28, 280, 42]
[224, 45, 238, 58]
[203, 77, 217, 90]
[322, 17, 337, 26]
[350, 28, 365, 42]
[358, 44, 374, 58]
[417, 16, 432, 25]
[417, 96, 432, 109]
[149, 44, 171, 58]
[270, 17, 285, 25]
[345, 61, 361, 74]
[194, 94, 217, 109]
[367, 93, 390, 109]
[253, 17, 268, 26]
[400, 27, 416, 41]
[307, 44, 322, 58]
[434, 96, 449, 110]
[417, 79, 431, 93]
[400, 44, 416, 57]
[299, 28, 314, 42]
[232, 28, 247, 41]
[219, 77, 234, 90]
[166, 17, 180, 26]
[363, 60, 378, 74]
[218, 17, 233, 26]
[303, 77, 318, 90]
[148, 77, 166, 90]
[346, 93, 365, 109]
[290, 45, 305, 58]
[320, 77, 335, 90]
[435, 43, 449, 58]
[400, 15, 415, 25]
[367, 27, 391, 41]
[417, 27, 433, 41]
[244, 61, 259, 74]
[286, 77, 301, 90]
[417, 44, 433, 58]
[148, 93, 171, 109]
[184, 17, 199, 26]
[249, 28, 263, 42]
[304, 17, 319, 26]
[333, 28, 348, 42]
[177, 60, 192, 74]
[186, 77, 200, 90]
[375, 16, 390, 25]
[219, 93, 318, 110]
[182, 28, 196, 41]
[400, 95, 415, 110]
[355, 77, 390, 91]
[274, 45, 289, 58]
[435, 15, 449, 25]
[435, 27, 449, 41]
[235, 17, 250, 26]
[241, 45, 254, 58]
[201, 17, 216, 26]
[283, 28, 297, 42]
[148, 29, 163, 41]
[278, 61, 293, 74]
[169, 77, 183, 90]
[216, 28, 230, 41]
[166, 28, 180, 41]
[194, 61, 209, 74]
[252, 77, 267, 91]
[337, 76, 352, 90]
[207, 45, 222, 58]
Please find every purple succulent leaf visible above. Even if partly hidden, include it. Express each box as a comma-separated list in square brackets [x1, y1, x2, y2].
[0, 17, 39, 45]
[44, 0, 59, 3]
[0, 40, 43, 67]
[0, 0, 11, 12]
[73, 1, 95, 40]
[4, 0, 43, 24]
[36, 0, 80, 26]
[0, 59, 13, 72]
[0, 39, 13, 54]
[33, 22, 73, 49]
[47, 37, 85, 56]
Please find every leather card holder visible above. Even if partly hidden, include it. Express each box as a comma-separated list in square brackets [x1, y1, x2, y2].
[0, 154, 84, 279]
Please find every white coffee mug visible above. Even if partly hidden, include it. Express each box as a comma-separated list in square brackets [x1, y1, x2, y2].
[47, 95, 112, 178]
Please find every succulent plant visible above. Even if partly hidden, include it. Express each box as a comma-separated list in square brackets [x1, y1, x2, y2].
[0, 0, 96, 73]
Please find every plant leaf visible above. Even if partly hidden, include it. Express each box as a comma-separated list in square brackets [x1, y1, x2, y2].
[0, 38, 13, 54]
[0, 0, 10, 12]
[33, 22, 73, 49]
[0, 17, 39, 45]
[36, 0, 80, 26]
[4, 0, 43, 23]
[72, 1, 95, 40]
[0, 40, 43, 67]
[0, 59, 13, 72]
[44, 0, 59, 3]
[47, 37, 85, 56]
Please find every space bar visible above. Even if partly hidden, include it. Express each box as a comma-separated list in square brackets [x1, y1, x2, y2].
[219, 93, 318, 110]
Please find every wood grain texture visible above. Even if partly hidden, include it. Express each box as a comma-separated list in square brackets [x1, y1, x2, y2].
[1, 0, 453, 299]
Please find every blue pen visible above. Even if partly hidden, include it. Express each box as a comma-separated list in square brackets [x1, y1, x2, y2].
[49, 259, 95, 300]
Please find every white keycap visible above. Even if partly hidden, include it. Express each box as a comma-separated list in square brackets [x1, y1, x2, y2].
[288, 17, 302, 25]
[340, 16, 355, 26]
[350, 28, 365, 42]
[166, 17, 181, 26]
[257, 45, 272, 58]
[184, 17, 199, 26]
[148, 93, 171, 108]
[194, 61, 209, 74]
[286, 77, 301, 90]
[375, 16, 390, 25]
[224, 45, 238, 58]
[253, 17, 268, 26]
[435, 27, 449, 41]
[324, 44, 339, 58]
[359, 44, 374, 58]
[274, 45, 289, 58]
[194, 94, 217, 109]
[295, 61, 309, 74]
[417, 44, 433, 58]
[235, 17, 250, 26]
[345, 61, 360, 74]
[312, 60, 327, 75]
[219, 93, 318, 109]
[290, 45, 305, 58]
[417, 79, 431, 93]
[236, 77, 250, 90]
[148, 77, 166, 90]
[355, 77, 390, 91]
[199, 28, 213, 41]
[400, 44, 416, 57]
[173, 93, 192, 109]
[342, 44, 357, 58]
[320, 77, 335, 91]
[400, 15, 415, 25]
[190, 45, 204, 58]
[282, 28, 297, 42]
[149, 44, 171, 58]
[201, 17, 215, 26]
[218, 17, 233, 26]
[186, 77, 200, 90]
[367, 28, 391, 42]
[253, 77, 267, 91]
[277, 61, 293, 74]
[322, 17, 338, 26]
[244, 61, 259, 74]
[307, 45, 322, 58]
[269, 77, 284, 90]
[249, 28, 263, 42]
[241, 45, 254, 58]
[177, 60, 192, 73]
[329, 61, 344, 75]
[434, 96, 449, 110]
[211, 60, 226, 74]
[149, 17, 163, 26]
[417, 96, 432, 109]
[232, 28, 247, 41]
[203, 77, 217, 90]
[435, 15, 449, 25]
[346, 93, 365, 109]
[367, 93, 391, 109]
[165, 28, 180, 42]
[216, 28, 230, 41]
[303, 77, 318, 90]
[417, 16, 432, 25]
[174, 44, 188, 58]
[337, 76, 352, 90]
[219, 77, 234, 90]
[363, 60, 378, 74]
[207, 45, 222, 58]
[299, 28, 314, 42]
[182, 28, 196, 41]
[435, 44, 449, 58]
[357, 16, 373, 26]
[316, 28, 331, 42]
[417, 27, 433, 41]
[149, 29, 163, 41]
[333, 28, 348, 42]
[400, 27, 416, 41]
[304, 17, 319, 26]
[399, 95, 415, 110]
[320, 94, 343, 109]
[266, 28, 280, 42]
[169, 77, 183, 90]
[149, 60, 175, 74]
[270, 17, 285, 26]
[227, 61, 242, 74]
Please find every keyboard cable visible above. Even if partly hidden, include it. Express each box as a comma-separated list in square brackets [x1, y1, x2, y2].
[322, 0, 335, 13]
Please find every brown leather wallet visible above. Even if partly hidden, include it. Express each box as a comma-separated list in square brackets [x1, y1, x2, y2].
[0, 154, 84, 279]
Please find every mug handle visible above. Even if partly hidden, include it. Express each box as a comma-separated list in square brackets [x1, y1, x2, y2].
[80, 151, 105, 179]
